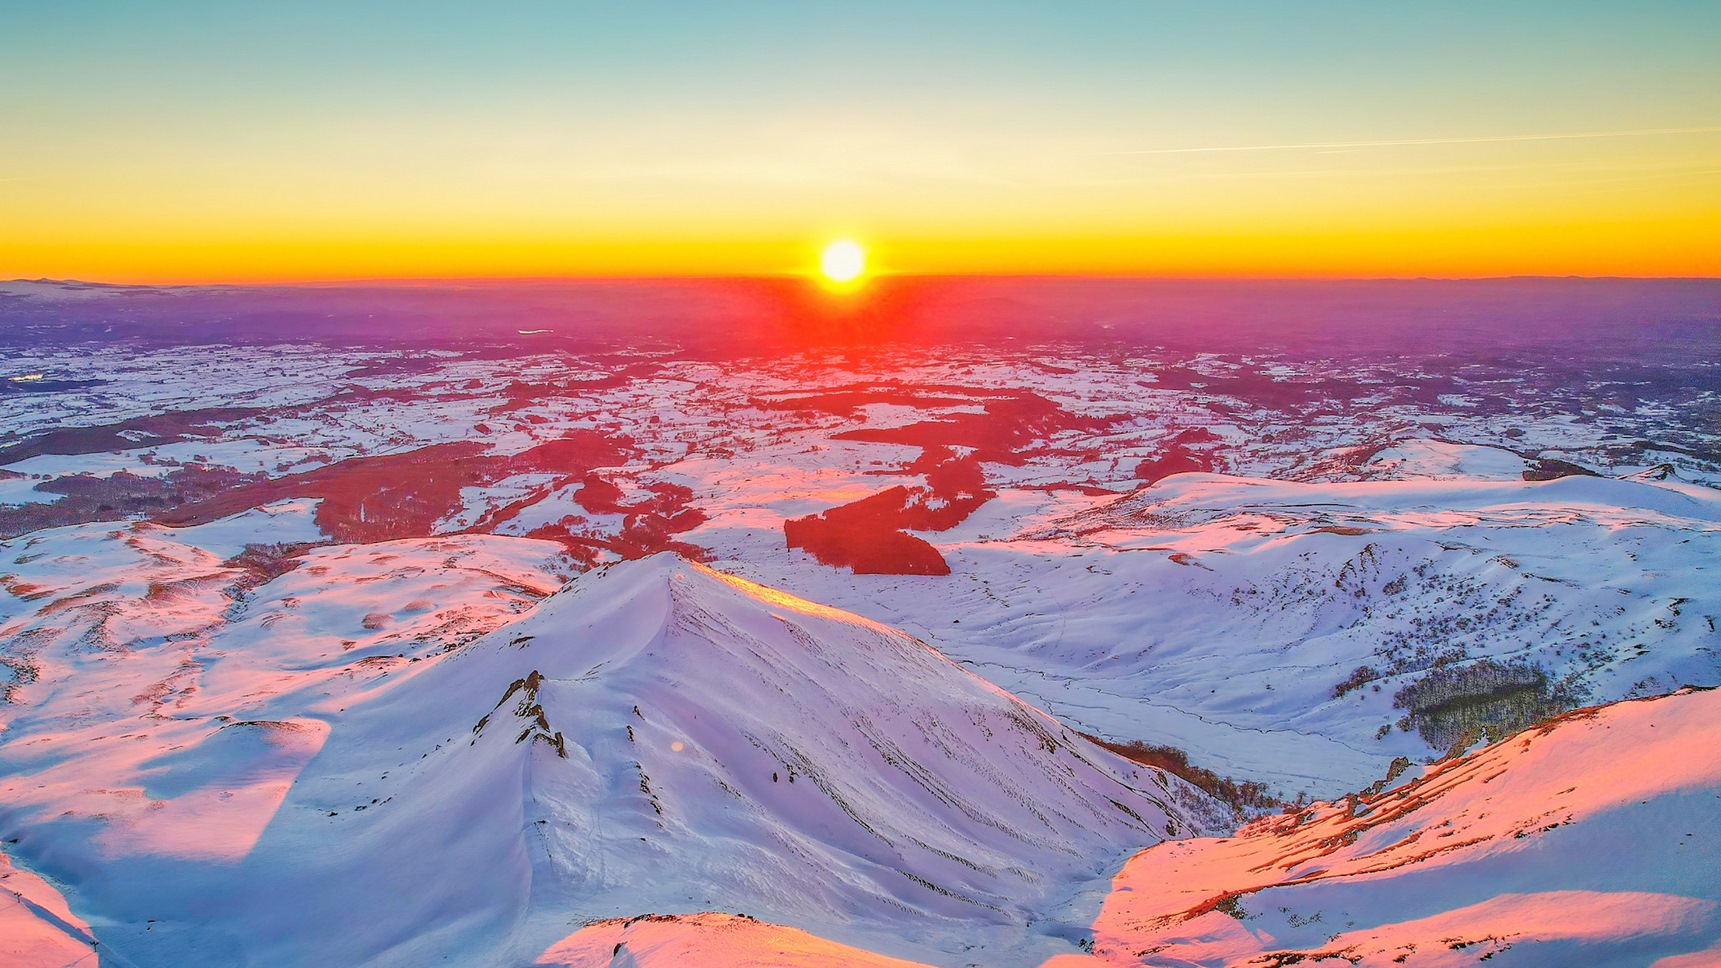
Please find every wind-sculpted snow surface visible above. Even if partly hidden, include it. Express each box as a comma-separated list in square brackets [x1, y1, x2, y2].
[1046, 686, 1721, 967]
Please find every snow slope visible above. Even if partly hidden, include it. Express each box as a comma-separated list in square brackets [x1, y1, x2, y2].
[0, 524, 580, 954]
[184, 684, 1720, 968]
[536, 913, 935, 968]
[0, 846, 97, 968]
[1049, 685, 1721, 967]
[717, 471, 1721, 797]
[2, 553, 1218, 968]
[1359, 438, 1532, 481]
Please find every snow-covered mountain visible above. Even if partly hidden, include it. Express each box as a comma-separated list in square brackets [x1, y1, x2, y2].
[2, 553, 1216, 967]
[513, 685, 1721, 968]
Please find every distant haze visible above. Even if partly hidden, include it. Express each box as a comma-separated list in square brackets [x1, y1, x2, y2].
[1, 276, 1716, 359]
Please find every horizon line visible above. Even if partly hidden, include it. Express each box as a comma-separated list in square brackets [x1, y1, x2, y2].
[8, 271, 1721, 289]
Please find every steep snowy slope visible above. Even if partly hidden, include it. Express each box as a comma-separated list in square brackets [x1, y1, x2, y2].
[3, 553, 1217, 968]
[1046, 685, 1721, 967]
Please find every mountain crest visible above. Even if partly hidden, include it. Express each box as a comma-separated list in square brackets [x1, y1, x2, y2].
[472, 669, 567, 757]
[202, 553, 1219, 967]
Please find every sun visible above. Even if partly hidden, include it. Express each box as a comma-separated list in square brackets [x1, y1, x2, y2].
[819, 239, 866, 284]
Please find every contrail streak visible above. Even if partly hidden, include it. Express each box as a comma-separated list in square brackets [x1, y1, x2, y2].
[1105, 126, 1721, 156]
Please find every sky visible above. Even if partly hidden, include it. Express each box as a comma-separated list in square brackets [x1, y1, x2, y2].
[2, 1, 1718, 282]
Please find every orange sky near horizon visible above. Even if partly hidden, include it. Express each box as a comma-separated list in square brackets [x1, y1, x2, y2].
[31, 227, 1721, 284]
[9, 215, 1717, 285]
[3, 4, 1718, 284]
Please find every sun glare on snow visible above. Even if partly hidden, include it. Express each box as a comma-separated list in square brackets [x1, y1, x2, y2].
[819, 239, 866, 285]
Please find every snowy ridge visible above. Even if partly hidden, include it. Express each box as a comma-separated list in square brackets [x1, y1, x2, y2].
[1047, 685, 1721, 967]
[1358, 438, 1533, 482]
[1087, 471, 1720, 533]
[199, 554, 1216, 967]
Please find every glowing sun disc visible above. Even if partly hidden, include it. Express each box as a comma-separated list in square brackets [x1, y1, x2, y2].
[820, 239, 866, 283]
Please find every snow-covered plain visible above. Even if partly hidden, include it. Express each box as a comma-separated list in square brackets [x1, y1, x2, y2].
[2, 280, 1719, 966]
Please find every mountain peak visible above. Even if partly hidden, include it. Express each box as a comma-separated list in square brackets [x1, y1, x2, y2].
[197, 559, 1218, 966]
